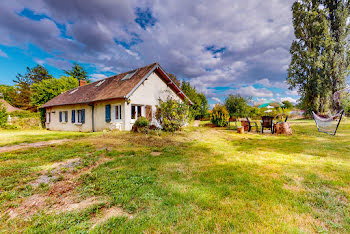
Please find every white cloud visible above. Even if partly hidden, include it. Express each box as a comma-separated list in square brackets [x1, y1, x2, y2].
[285, 89, 298, 96]
[236, 86, 274, 97]
[279, 97, 298, 103]
[211, 97, 222, 103]
[0, 49, 8, 58]
[256, 78, 288, 89]
[91, 73, 108, 81]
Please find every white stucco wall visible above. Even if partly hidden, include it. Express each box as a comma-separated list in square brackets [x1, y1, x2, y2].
[46, 71, 183, 132]
[125, 71, 182, 130]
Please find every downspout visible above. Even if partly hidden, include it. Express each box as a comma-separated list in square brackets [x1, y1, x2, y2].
[88, 103, 95, 132]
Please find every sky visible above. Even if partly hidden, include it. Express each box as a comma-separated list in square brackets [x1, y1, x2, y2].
[0, 0, 300, 106]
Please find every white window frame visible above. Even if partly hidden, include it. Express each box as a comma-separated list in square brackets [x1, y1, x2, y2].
[114, 105, 122, 121]
[131, 104, 144, 122]
[77, 110, 83, 124]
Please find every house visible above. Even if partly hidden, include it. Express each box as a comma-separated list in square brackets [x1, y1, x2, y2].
[42, 63, 192, 132]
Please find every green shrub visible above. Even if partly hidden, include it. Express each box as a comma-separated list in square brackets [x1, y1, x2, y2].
[134, 117, 149, 127]
[155, 97, 190, 132]
[0, 103, 8, 128]
[211, 104, 229, 127]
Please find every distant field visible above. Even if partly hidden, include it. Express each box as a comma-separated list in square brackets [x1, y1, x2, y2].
[0, 130, 101, 147]
[0, 119, 349, 232]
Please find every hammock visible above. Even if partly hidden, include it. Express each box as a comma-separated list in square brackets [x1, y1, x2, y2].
[312, 110, 344, 135]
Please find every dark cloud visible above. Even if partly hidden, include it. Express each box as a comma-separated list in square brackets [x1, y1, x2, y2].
[0, 0, 298, 101]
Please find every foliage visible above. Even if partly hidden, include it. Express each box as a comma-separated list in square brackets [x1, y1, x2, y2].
[40, 108, 46, 128]
[282, 100, 294, 110]
[181, 81, 208, 119]
[210, 104, 229, 127]
[10, 65, 53, 111]
[287, 0, 350, 115]
[0, 102, 8, 128]
[224, 95, 250, 118]
[0, 84, 15, 104]
[134, 117, 149, 127]
[155, 97, 190, 132]
[9, 110, 39, 118]
[167, 73, 181, 87]
[64, 63, 89, 82]
[31, 76, 79, 107]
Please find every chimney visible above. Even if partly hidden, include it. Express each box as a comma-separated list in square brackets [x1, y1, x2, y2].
[79, 79, 87, 86]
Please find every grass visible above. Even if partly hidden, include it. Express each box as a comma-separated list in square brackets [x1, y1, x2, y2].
[0, 119, 349, 232]
[0, 130, 101, 147]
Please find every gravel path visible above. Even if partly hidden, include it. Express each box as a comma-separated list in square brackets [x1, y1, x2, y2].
[0, 139, 70, 153]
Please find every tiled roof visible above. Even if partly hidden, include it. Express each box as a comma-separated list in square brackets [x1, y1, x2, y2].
[42, 63, 192, 108]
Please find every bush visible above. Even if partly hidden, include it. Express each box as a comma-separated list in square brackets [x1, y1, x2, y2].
[155, 97, 190, 132]
[135, 117, 149, 127]
[211, 104, 229, 127]
[0, 103, 8, 128]
[132, 117, 149, 133]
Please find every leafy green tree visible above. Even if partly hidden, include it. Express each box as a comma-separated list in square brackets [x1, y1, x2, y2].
[287, 0, 350, 115]
[64, 63, 89, 82]
[322, 0, 350, 110]
[0, 84, 15, 104]
[168, 73, 181, 87]
[31, 76, 79, 107]
[0, 103, 8, 128]
[181, 81, 208, 119]
[11, 65, 53, 110]
[224, 95, 250, 118]
[210, 104, 229, 127]
[155, 97, 190, 132]
[282, 100, 294, 110]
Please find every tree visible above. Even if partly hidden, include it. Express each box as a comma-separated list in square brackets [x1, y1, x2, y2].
[322, 0, 350, 110]
[224, 95, 250, 118]
[0, 84, 15, 104]
[287, 0, 350, 115]
[167, 73, 181, 87]
[210, 104, 229, 127]
[282, 100, 294, 110]
[31, 76, 79, 107]
[0, 103, 8, 128]
[11, 65, 53, 110]
[181, 81, 208, 119]
[64, 63, 89, 81]
[155, 97, 190, 132]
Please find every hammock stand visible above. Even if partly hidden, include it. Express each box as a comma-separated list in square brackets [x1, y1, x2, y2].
[312, 110, 345, 136]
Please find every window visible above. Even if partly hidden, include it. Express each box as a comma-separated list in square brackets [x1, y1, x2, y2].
[77, 110, 82, 123]
[131, 105, 142, 120]
[137, 106, 142, 118]
[59, 111, 68, 123]
[115, 105, 122, 120]
[121, 71, 137, 81]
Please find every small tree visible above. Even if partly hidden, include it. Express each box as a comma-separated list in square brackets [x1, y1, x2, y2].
[0, 103, 8, 128]
[64, 63, 89, 82]
[211, 104, 229, 127]
[224, 94, 250, 118]
[31, 76, 78, 107]
[155, 97, 190, 132]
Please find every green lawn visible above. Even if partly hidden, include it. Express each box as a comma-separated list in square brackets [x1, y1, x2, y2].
[0, 119, 349, 232]
[0, 130, 101, 147]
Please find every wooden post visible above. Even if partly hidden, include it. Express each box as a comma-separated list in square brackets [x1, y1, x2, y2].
[237, 126, 244, 134]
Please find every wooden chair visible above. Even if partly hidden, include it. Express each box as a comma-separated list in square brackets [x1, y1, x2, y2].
[261, 116, 274, 133]
[245, 117, 259, 132]
[227, 117, 238, 129]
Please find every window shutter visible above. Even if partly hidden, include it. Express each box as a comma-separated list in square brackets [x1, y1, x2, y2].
[59, 111, 62, 122]
[72, 110, 75, 123]
[105, 104, 111, 122]
[81, 109, 85, 123]
[65, 111, 68, 122]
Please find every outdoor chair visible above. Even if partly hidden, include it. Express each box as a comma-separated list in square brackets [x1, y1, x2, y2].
[261, 116, 274, 133]
[245, 117, 260, 132]
[227, 117, 238, 129]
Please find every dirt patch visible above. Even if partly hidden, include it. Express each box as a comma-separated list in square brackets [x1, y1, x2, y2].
[90, 206, 133, 230]
[0, 139, 70, 153]
[4, 156, 112, 220]
[150, 151, 162, 156]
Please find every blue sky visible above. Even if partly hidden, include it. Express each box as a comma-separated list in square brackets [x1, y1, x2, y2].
[0, 0, 300, 106]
